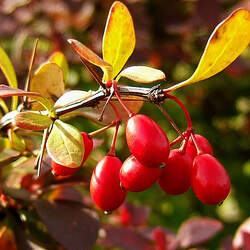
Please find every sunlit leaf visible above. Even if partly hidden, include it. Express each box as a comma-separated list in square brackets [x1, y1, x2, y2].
[49, 51, 69, 82]
[177, 217, 223, 248]
[233, 217, 250, 249]
[0, 46, 18, 110]
[14, 111, 52, 131]
[170, 9, 250, 91]
[29, 62, 65, 110]
[102, 1, 135, 80]
[0, 137, 11, 152]
[0, 225, 18, 250]
[0, 85, 53, 112]
[54, 90, 92, 109]
[7, 128, 26, 152]
[47, 120, 84, 168]
[0, 148, 20, 167]
[117, 66, 166, 83]
[35, 200, 100, 250]
[68, 39, 112, 81]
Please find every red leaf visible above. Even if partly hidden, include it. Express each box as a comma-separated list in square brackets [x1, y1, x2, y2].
[243, 232, 250, 250]
[35, 200, 100, 250]
[0, 85, 40, 98]
[119, 202, 150, 226]
[177, 217, 223, 248]
[99, 225, 152, 250]
[233, 218, 250, 250]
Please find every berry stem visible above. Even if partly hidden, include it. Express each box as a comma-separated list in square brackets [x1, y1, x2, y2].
[88, 121, 116, 138]
[156, 104, 184, 138]
[112, 81, 134, 117]
[190, 133, 202, 155]
[107, 101, 121, 157]
[170, 135, 184, 146]
[164, 93, 193, 129]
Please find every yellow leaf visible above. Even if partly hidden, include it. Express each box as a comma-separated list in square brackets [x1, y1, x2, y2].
[7, 128, 26, 152]
[117, 66, 166, 83]
[47, 120, 84, 168]
[49, 51, 69, 82]
[169, 9, 250, 91]
[102, 1, 135, 81]
[29, 62, 65, 110]
[0, 46, 18, 110]
[67, 39, 112, 81]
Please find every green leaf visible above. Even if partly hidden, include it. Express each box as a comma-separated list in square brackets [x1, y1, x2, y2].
[117, 66, 166, 83]
[49, 51, 69, 82]
[0, 46, 18, 110]
[54, 90, 92, 109]
[29, 62, 65, 110]
[102, 1, 136, 81]
[67, 39, 112, 81]
[14, 111, 53, 131]
[7, 128, 26, 152]
[47, 120, 84, 168]
[170, 9, 250, 91]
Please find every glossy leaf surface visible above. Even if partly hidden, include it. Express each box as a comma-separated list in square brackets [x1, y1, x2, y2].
[14, 111, 52, 130]
[54, 90, 92, 109]
[171, 9, 250, 90]
[0, 46, 18, 110]
[49, 51, 69, 82]
[47, 120, 84, 168]
[29, 62, 65, 110]
[177, 217, 223, 248]
[117, 66, 166, 83]
[68, 39, 112, 81]
[102, 1, 135, 80]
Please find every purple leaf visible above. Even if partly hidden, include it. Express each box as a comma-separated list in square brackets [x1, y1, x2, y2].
[35, 200, 100, 250]
[0, 84, 41, 97]
[99, 225, 152, 250]
[233, 218, 250, 250]
[177, 217, 223, 248]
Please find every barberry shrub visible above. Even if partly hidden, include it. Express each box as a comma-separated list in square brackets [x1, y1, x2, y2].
[0, 1, 249, 249]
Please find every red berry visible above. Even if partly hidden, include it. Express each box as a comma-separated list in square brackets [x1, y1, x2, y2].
[120, 155, 161, 192]
[81, 132, 93, 164]
[90, 155, 127, 212]
[185, 134, 213, 160]
[126, 114, 170, 168]
[158, 149, 192, 195]
[191, 154, 230, 205]
[52, 161, 80, 176]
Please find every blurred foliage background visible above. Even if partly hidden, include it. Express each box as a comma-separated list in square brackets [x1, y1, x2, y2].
[0, 0, 249, 249]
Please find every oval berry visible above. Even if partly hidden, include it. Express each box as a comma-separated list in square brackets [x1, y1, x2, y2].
[158, 149, 192, 195]
[120, 155, 161, 192]
[126, 114, 170, 168]
[52, 161, 80, 176]
[191, 154, 230, 205]
[90, 155, 126, 212]
[185, 134, 213, 160]
[81, 132, 93, 164]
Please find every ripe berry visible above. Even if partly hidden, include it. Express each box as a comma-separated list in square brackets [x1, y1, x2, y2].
[126, 114, 170, 168]
[52, 161, 80, 176]
[185, 134, 213, 160]
[81, 132, 93, 164]
[90, 155, 126, 212]
[120, 155, 161, 192]
[191, 154, 230, 205]
[158, 149, 192, 195]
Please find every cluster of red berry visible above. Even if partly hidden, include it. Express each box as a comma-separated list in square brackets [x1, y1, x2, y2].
[89, 113, 231, 214]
